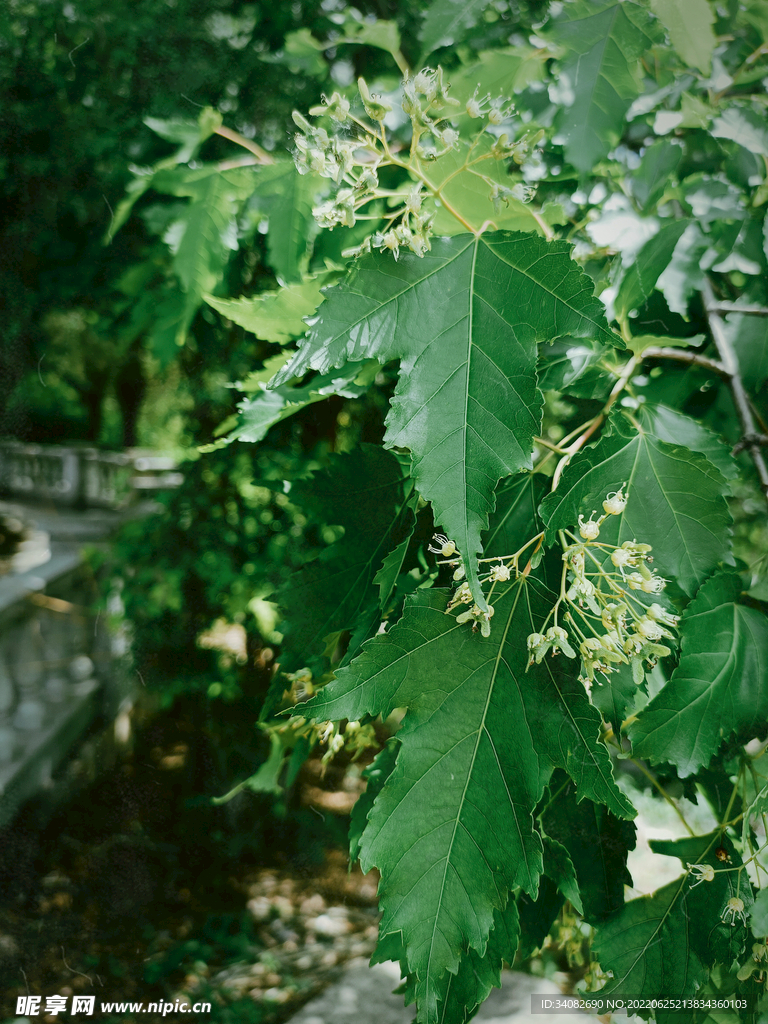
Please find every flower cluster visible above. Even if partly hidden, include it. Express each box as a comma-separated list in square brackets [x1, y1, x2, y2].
[525, 486, 679, 691]
[430, 531, 542, 637]
[292, 69, 540, 259]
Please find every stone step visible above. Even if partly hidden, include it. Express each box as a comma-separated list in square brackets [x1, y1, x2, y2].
[285, 958, 587, 1023]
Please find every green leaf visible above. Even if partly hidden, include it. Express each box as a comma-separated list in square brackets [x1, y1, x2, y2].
[541, 832, 584, 915]
[419, 0, 493, 56]
[144, 106, 222, 157]
[628, 572, 768, 776]
[216, 361, 373, 447]
[614, 220, 690, 320]
[252, 162, 322, 283]
[637, 403, 738, 486]
[749, 889, 768, 939]
[650, 0, 717, 74]
[300, 579, 631, 1022]
[594, 833, 751, 1005]
[538, 337, 615, 400]
[107, 108, 222, 240]
[161, 166, 258, 344]
[427, 148, 544, 236]
[625, 333, 705, 355]
[259, 28, 327, 77]
[549, 2, 656, 173]
[448, 46, 547, 103]
[542, 779, 635, 921]
[204, 278, 325, 344]
[271, 232, 618, 610]
[145, 289, 189, 366]
[484, 473, 547, 561]
[517, 877, 563, 962]
[742, 781, 768, 853]
[335, 19, 402, 59]
[437, 901, 520, 1024]
[722, 313, 768, 388]
[539, 413, 734, 596]
[350, 742, 398, 865]
[711, 106, 768, 160]
[631, 140, 683, 212]
[656, 223, 709, 317]
[277, 446, 416, 674]
[374, 511, 417, 610]
[648, 833, 752, 967]
[590, 661, 641, 736]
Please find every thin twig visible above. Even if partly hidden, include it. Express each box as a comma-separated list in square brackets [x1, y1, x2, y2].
[704, 279, 768, 505]
[214, 125, 274, 164]
[708, 303, 768, 317]
[641, 346, 727, 378]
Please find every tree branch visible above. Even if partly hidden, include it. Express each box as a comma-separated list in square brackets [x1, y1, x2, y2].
[641, 346, 727, 378]
[703, 280, 768, 505]
[707, 302, 768, 318]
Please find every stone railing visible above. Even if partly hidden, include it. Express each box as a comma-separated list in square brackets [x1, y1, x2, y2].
[0, 450, 181, 829]
[0, 442, 183, 509]
[0, 531, 134, 829]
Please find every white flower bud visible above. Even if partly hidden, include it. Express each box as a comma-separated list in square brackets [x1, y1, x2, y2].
[578, 514, 600, 541]
[603, 488, 628, 516]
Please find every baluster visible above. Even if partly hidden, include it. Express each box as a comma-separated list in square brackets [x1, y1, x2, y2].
[0, 645, 16, 763]
[39, 608, 71, 703]
[11, 616, 46, 731]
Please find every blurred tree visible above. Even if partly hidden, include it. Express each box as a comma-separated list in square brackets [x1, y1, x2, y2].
[0, 0, 424, 444]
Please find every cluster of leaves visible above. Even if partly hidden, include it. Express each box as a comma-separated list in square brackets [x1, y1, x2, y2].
[110, 0, 768, 1021]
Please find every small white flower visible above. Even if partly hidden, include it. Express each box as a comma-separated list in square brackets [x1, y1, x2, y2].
[722, 896, 747, 927]
[635, 616, 663, 641]
[602, 487, 628, 516]
[610, 547, 634, 570]
[428, 533, 457, 557]
[489, 562, 511, 582]
[687, 863, 715, 888]
[578, 514, 600, 541]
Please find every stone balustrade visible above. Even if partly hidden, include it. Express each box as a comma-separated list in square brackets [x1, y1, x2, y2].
[0, 484, 174, 829]
[0, 442, 183, 509]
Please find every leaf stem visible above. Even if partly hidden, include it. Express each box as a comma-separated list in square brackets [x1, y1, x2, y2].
[626, 757, 695, 836]
[551, 356, 639, 490]
[213, 125, 274, 164]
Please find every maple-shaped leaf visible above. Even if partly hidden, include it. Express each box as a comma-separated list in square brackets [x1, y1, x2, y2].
[637, 403, 738, 488]
[299, 578, 632, 1022]
[249, 161, 322, 283]
[204, 278, 325, 345]
[548, 1, 656, 173]
[271, 231, 617, 610]
[539, 413, 733, 596]
[628, 572, 768, 777]
[594, 833, 751, 1012]
[276, 445, 416, 677]
[158, 165, 259, 344]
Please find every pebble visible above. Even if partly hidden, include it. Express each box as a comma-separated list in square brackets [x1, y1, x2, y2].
[247, 896, 271, 921]
[311, 913, 351, 938]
